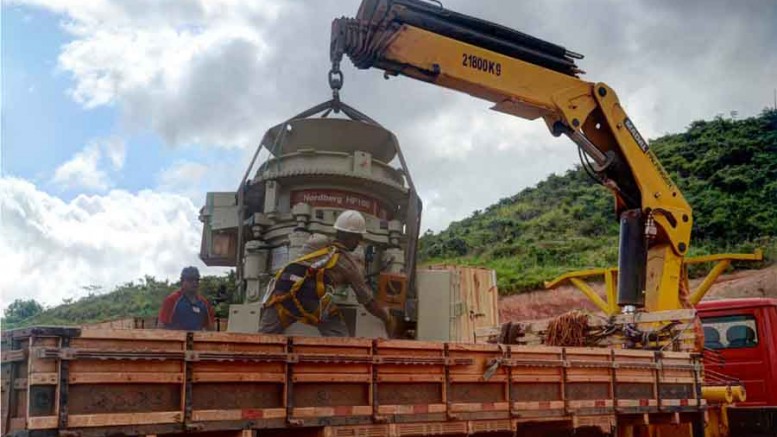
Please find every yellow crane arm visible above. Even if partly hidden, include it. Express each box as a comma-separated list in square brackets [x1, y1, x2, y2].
[331, 0, 693, 312]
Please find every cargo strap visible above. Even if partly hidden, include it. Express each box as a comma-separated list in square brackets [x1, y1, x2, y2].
[264, 245, 344, 327]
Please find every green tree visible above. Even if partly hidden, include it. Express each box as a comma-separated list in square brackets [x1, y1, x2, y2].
[2, 299, 45, 328]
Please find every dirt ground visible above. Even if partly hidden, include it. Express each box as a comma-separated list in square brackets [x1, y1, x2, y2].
[499, 265, 777, 322]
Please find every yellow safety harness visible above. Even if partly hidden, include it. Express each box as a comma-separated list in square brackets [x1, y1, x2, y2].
[263, 245, 344, 328]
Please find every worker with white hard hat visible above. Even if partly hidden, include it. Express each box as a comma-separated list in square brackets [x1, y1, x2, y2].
[259, 209, 394, 337]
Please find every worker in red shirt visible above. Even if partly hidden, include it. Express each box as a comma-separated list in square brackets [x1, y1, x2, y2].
[158, 267, 215, 331]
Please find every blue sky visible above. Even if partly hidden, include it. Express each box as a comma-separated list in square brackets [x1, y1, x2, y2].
[1, 0, 775, 309]
[3, 6, 109, 187]
[2, 4, 244, 199]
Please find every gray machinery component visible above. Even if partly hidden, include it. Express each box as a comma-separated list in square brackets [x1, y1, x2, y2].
[200, 100, 422, 337]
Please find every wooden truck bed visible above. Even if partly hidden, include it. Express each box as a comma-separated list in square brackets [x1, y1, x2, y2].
[2, 327, 705, 437]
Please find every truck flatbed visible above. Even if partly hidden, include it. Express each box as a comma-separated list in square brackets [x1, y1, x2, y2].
[2, 327, 705, 437]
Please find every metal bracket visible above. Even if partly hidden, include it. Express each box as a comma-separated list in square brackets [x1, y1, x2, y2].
[500, 359, 565, 368]
[654, 351, 663, 413]
[285, 337, 296, 427]
[183, 333, 194, 427]
[57, 337, 71, 430]
[1, 349, 27, 364]
[616, 361, 660, 370]
[370, 340, 381, 424]
[184, 423, 204, 432]
[561, 348, 569, 415]
[36, 348, 182, 361]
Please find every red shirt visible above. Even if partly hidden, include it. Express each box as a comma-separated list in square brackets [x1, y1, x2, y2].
[158, 289, 215, 331]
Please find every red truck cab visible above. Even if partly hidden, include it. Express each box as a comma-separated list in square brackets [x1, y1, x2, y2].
[697, 297, 777, 407]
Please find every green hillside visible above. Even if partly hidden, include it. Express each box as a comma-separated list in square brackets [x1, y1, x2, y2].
[2, 274, 236, 330]
[419, 109, 777, 293]
[4, 110, 776, 329]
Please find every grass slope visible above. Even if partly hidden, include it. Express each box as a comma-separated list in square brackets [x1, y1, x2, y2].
[419, 110, 777, 293]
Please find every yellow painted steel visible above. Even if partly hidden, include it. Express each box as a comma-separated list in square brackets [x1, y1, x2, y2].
[730, 385, 747, 403]
[645, 244, 683, 311]
[569, 277, 612, 315]
[706, 406, 729, 437]
[545, 267, 612, 289]
[690, 260, 731, 306]
[689, 249, 763, 304]
[364, 24, 692, 313]
[545, 251, 763, 310]
[684, 249, 762, 265]
[703, 386, 734, 404]
[702, 385, 746, 404]
[382, 26, 587, 120]
[604, 269, 618, 315]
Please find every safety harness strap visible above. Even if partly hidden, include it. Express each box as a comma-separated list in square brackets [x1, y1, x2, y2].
[264, 244, 344, 328]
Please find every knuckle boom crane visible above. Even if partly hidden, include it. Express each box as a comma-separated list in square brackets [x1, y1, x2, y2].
[331, 0, 693, 314]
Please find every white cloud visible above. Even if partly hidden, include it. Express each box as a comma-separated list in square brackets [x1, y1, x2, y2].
[51, 137, 126, 192]
[154, 152, 253, 206]
[156, 160, 210, 202]
[158, 161, 208, 189]
[398, 101, 578, 231]
[103, 137, 126, 170]
[11, 0, 777, 232]
[51, 142, 109, 191]
[0, 177, 223, 309]
[14, 0, 286, 148]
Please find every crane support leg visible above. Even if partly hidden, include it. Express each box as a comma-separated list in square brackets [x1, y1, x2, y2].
[689, 260, 731, 305]
[569, 278, 611, 315]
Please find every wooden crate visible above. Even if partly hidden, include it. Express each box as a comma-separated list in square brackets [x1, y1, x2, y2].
[1, 327, 704, 437]
[418, 265, 499, 343]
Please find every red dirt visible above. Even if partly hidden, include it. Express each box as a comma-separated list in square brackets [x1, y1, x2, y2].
[499, 265, 777, 323]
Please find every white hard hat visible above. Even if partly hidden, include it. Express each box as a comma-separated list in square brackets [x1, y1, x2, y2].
[334, 210, 367, 234]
